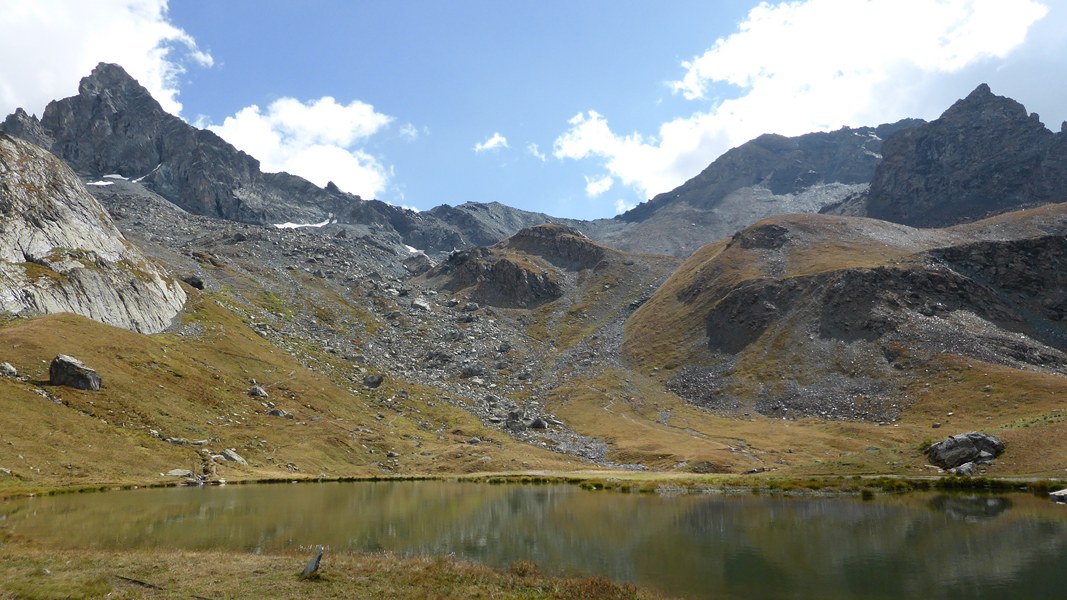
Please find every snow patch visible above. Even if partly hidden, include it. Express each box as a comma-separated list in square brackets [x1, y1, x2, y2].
[133, 163, 162, 183]
[103, 174, 127, 180]
[86, 180, 113, 186]
[273, 215, 334, 229]
[404, 245, 421, 254]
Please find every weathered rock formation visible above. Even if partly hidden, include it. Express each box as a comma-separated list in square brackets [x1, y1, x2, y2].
[0, 133, 185, 332]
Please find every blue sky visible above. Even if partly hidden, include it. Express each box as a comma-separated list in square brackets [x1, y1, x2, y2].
[2, 1, 1065, 220]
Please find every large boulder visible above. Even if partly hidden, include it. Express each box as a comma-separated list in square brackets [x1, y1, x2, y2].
[49, 354, 101, 391]
[925, 432, 1004, 470]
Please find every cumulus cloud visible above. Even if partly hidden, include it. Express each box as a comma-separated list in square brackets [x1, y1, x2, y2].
[0, 0, 212, 117]
[474, 132, 509, 152]
[555, 0, 1049, 201]
[584, 174, 614, 198]
[209, 96, 393, 199]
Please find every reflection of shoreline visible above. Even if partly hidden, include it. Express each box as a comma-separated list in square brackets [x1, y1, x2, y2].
[929, 494, 1012, 521]
[1, 485, 1067, 599]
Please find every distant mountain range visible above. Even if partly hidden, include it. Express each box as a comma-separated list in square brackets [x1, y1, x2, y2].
[7, 63, 1066, 260]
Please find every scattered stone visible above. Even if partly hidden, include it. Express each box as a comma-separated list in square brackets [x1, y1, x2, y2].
[301, 546, 325, 579]
[386, 451, 399, 458]
[49, 354, 101, 391]
[181, 274, 205, 290]
[0, 467, 11, 476]
[948, 462, 979, 477]
[410, 298, 432, 311]
[221, 448, 247, 465]
[164, 469, 194, 478]
[925, 431, 1004, 470]
[0, 362, 17, 377]
[268, 408, 293, 418]
[363, 374, 385, 388]
[528, 417, 548, 430]
[932, 422, 941, 429]
[249, 384, 269, 398]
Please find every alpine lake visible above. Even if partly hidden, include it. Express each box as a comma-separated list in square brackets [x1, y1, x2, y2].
[2, 480, 1067, 599]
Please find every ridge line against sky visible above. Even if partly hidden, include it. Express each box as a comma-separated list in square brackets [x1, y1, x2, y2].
[1, 0, 1064, 220]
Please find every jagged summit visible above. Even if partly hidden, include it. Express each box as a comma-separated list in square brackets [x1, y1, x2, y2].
[864, 83, 1067, 227]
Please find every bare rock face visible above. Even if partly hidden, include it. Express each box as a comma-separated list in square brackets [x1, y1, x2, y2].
[866, 84, 1067, 226]
[49, 354, 101, 391]
[0, 133, 185, 333]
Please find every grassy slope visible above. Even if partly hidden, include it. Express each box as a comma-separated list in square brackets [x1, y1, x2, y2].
[554, 213, 1067, 479]
[0, 288, 581, 497]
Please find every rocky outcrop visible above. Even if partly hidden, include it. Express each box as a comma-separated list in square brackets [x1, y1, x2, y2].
[49, 354, 101, 390]
[425, 247, 563, 309]
[422, 225, 615, 308]
[865, 84, 1067, 227]
[0, 133, 185, 332]
[504, 224, 606, 270]
[925, 432, 1004, 470]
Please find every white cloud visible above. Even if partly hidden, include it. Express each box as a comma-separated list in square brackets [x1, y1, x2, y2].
[584, 174, 614, 198]
[554, 0, 1049, 200]
[527, 142, 547, 161]
[474, 132, 509, 153]
[0, 0, 212, 117]
[209, 96, 393, 199]
[614, 199, 635, 214]
[398, 122, 420, 140]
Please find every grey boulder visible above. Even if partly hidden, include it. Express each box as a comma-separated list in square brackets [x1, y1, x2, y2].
[49, 354, 101, 391]
[925, 432, 1004, 470]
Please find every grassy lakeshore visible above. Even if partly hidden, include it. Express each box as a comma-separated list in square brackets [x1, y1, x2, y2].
[0, 542, 667, 599]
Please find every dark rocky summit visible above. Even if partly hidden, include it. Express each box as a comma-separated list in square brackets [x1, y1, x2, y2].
[864, 84, 1067, 226]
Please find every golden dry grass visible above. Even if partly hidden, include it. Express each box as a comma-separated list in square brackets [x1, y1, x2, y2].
[0, 289, 582, 497]
[0, 541, 667, 600]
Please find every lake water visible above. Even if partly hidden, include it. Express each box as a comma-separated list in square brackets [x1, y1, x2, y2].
[2, 481, 1066, 599]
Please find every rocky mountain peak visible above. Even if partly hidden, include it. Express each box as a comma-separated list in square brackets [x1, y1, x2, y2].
[1, 108, 52, 149]
[77, 62, 157, 108]
[865, 84, 1063, 227]
[940, 82, 1040, 127]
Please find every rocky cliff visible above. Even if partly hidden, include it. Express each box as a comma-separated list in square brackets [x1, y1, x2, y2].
[863, 84, 1067, 226]
[0, 133, 185, 332]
